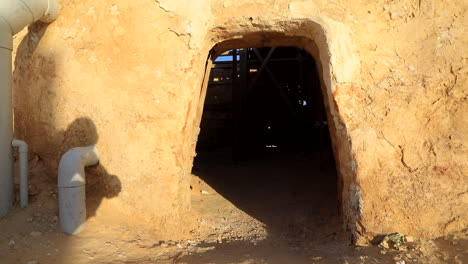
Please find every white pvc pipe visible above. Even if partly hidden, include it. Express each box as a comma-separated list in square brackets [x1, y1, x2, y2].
[12, 139, 28, 208]
[0, 32, 14, 217]
[0, 0, 58, 217]
[58, 146, 100, 235]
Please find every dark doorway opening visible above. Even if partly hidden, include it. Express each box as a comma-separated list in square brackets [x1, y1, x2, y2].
[191, 47, 339, 247]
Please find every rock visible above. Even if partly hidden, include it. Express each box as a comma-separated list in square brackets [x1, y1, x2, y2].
[378, 233, 408, 250]
[28, 185, 40, 196]
[26, 217, 33, 222]
[395, 260, 405, 264]
[404, 235, 415, 243]
[186, 240, 198, 246]
[390, 11, 401, 20]
[201, 190, 210, 195]
[8, 240, 15, 247]
[26, 261, 38, 264]
[388, 233, 404, 245]
[379, 237, 391, 249]
[50, 216, 58, 223]
[30, 231, 42, 237]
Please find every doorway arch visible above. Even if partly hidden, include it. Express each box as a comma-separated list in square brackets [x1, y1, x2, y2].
[188, 17, 363, 239]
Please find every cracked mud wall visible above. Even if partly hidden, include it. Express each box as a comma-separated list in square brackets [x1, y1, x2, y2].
[346, 0, 467, 240]
[12, 0, 467, 240]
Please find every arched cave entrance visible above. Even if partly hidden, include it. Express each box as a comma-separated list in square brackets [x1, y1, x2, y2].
[190, 45, 343, 245]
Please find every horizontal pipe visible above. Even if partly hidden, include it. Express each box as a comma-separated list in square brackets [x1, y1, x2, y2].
[12, 139, 28, 208]
[0, 0, 59, 38]
[58, 146, 100, 188]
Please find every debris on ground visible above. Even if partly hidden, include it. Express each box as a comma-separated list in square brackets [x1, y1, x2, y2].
[377, 233, 420, 251]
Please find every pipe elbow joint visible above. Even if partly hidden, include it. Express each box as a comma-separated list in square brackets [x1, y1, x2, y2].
[12, 139, 28, 153]
[58, 146, 99, 234]
[41, 0, 60, 23]
[58, 146, 100, 188]
[0, 0, 59, 37]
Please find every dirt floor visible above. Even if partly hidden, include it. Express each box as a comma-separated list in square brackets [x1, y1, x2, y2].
[0, 148, 467, 263]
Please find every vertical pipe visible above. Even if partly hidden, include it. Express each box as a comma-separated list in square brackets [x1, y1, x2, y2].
[12, 140, 28, 208]
[0, 0, 58, 217]
[19, 145, 28, 208]
[58, 146, 100, 234]
[0, 32, 14, 216]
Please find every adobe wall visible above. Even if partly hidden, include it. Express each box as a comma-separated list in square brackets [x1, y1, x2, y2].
[12, 0, 467, 240]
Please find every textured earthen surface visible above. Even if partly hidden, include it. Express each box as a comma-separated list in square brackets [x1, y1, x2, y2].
[11, 0, 467, 240]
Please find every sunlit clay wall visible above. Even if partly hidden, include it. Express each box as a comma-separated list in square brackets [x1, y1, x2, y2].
[12, 0, 467, 240]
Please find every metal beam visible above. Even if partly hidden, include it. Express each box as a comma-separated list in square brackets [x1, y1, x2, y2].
[232, 49, 241, 162]
[252, 48, 299, 120]
[213, 57, 310, 65]
[248, 48, 276, 91]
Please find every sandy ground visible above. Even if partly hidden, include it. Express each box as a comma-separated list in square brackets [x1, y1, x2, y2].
[0, 148, 467, 263]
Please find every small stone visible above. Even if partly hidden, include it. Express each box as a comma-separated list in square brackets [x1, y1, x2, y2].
[29, 185, 40, 196]
[201, 190, 210, 195]
[8, 240, 15, 247]
[30, 231, 42, 237]
[390, 11, 401, 20]
[395, 260, 405, 264]
[388, 233, 404, 245]
[26, 217, 33, 222]
[186, 240, 198, 246]
[404, 236, 415, 243]
[379, 237, 390, 249]
[26, 261, 38, 264]
[50, 216, 58, 223]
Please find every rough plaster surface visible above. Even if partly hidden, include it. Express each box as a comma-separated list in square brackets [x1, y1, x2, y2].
[12, 0, 467, 240]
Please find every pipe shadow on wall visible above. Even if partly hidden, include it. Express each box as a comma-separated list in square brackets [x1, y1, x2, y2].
[13, 22, 122, 219]
[61, 117, 122, 219]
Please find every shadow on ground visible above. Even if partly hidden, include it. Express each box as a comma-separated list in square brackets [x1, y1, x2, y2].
[181, 146, 350, 263]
